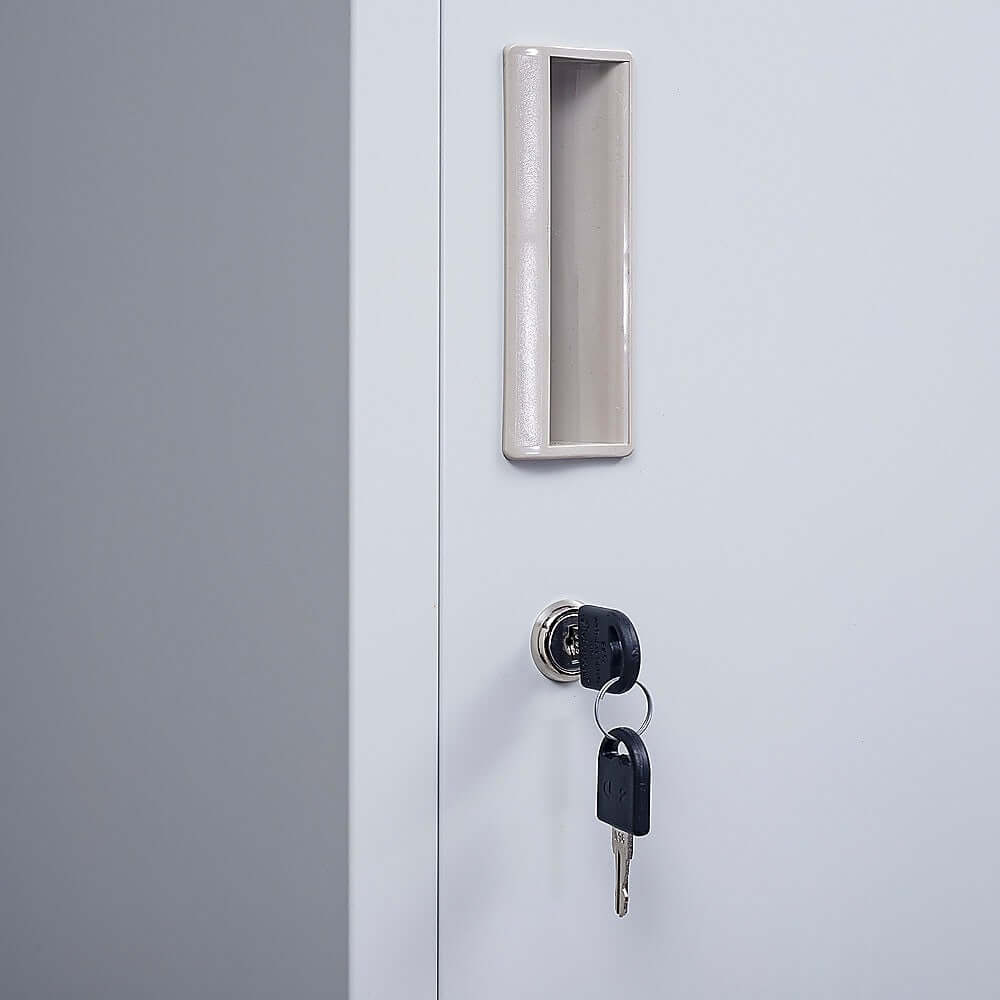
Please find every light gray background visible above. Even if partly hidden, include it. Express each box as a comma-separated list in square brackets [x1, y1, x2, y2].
[440, 2, 1000, 998]
[1, 3, 348, 998]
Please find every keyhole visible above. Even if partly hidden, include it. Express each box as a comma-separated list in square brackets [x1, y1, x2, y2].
[562, 623, 580, 661]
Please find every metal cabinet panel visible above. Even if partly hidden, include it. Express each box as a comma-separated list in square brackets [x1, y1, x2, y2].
[439, 3, 1000, 998]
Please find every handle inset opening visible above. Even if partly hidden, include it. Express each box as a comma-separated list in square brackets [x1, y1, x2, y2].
[549, 57, 630, 447]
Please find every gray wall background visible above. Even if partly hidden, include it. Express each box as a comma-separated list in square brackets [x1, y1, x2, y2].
[0, 3, 349, 997]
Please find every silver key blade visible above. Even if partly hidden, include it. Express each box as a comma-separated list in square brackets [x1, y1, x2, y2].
[611, 828, 634, 917]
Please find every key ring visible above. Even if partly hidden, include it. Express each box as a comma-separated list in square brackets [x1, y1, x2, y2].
[594, 678, 653, 740]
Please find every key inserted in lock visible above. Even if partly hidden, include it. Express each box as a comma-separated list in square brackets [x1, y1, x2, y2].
[531, 599, 654, 917]
[531, 600, 641, 692]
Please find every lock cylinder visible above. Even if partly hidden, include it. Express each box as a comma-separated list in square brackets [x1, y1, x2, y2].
[530, 599, 582, 682]
[531, 600, 643, 693]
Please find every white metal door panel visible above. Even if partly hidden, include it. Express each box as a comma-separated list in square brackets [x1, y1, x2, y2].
[440, 3, 1000, 998]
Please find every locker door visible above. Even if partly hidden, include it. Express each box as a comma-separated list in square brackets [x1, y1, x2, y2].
[439, 4, 1000, 998]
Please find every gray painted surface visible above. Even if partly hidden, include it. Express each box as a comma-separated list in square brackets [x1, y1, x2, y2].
[0, 3, 349, 997]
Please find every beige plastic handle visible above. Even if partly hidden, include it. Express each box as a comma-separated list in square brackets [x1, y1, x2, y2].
[502, 44, 632, 461]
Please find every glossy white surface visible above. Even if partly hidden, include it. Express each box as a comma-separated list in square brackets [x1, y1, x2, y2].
[442, 3, 1000, 998]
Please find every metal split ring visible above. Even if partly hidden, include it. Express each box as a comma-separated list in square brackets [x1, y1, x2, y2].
[594, 678, 653, 740]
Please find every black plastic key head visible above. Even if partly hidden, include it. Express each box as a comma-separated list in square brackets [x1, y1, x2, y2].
[578, 605, 641, 693]
[597, 727, 651, 836]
